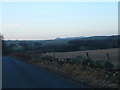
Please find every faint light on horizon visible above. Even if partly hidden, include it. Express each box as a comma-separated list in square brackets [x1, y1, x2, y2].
[4, 23, 23, 27]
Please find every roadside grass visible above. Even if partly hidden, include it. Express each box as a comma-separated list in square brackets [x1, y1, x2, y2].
[11, 53, 120, 88]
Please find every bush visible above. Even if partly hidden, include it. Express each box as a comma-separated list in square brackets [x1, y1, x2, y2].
[116, 65, 120, 69]
[67, 56, 84, 64]
[87, 59, 95, 68]
[95, 60, 114, 70]
[2, 40, 11, 55]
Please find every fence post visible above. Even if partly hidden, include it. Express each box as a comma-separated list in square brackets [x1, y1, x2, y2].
[86, 52, 89, 59]
[61, 54, 63, 59]
[106, 52, 110, 61]
[53, 52, 55, 61]
[72, 55, 74, 59]
[81, 61, 83, 69]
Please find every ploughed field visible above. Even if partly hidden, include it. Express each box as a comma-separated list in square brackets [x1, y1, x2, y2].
[42, 48, 119, 66]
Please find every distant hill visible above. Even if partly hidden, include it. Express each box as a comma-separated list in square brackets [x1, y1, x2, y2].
[5, 35, 119, 53]
[5, 35, 119, 46]
[55, 36, 85, 40]
[82, 35, 120, 40]
[41, 35, 119, 46]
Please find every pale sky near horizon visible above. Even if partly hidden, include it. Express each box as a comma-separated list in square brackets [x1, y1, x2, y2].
[0, 2, 118, 40]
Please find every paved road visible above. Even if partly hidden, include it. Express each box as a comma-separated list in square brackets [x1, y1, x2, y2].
[2, 56, 88, 88]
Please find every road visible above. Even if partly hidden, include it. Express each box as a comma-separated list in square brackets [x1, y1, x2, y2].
[2, 56, 88, 88]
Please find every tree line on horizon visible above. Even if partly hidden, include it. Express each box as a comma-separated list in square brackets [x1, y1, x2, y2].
[2, 35, 120, 55]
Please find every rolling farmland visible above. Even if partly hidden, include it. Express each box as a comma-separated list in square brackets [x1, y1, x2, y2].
[42, 48, 119, 66]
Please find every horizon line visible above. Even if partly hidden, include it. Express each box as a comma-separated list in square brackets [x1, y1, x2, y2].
[4, 34, 119, 41]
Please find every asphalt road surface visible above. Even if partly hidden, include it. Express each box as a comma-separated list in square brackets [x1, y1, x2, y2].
[2, 56, 88, 88]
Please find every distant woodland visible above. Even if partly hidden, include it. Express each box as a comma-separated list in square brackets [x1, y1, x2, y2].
[2, 35, 120, 55]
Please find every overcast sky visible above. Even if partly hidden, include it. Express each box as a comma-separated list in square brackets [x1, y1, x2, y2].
[1, 2, 118, 40]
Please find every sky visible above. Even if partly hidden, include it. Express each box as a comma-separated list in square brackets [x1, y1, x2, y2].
[0, 2, 118, 40]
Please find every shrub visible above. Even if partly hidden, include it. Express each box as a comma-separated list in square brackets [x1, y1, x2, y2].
[116, 65, 120, 69]
[87, 59, 95, 68]
[95, 60, 114, 70]
[67, 56, 85, 64]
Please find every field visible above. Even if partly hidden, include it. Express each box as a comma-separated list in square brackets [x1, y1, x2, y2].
[42, 48, 119, 66]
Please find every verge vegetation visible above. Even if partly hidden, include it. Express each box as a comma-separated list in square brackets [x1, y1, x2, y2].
[11, 52, 120, 88]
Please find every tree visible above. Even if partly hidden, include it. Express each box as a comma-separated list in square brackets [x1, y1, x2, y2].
[34, 42, 41, 49]
[1, 35, 10, 56]
[19, 42, 29, 51]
